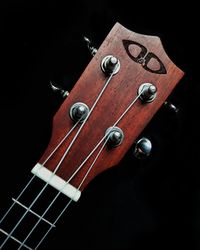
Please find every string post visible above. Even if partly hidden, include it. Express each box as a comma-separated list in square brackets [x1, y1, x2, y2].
[138, 83, 157, 102]
[69, 102, 90, 122]
[105, 127, 124, 147]
[101, 55, 120, 75]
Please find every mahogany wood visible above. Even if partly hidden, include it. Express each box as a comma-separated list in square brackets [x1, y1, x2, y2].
[37, 22, 184, 191]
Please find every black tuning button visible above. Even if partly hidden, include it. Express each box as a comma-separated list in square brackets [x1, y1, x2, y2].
[133, 137, 152, 159]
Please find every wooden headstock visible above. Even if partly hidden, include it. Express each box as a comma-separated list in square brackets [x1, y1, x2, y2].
[31, 22, 184, 201]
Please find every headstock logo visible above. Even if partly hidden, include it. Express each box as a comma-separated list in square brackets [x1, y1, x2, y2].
[123, 40, 167, 74]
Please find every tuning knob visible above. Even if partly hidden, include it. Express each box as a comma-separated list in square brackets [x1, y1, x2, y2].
[69, 102, 90, 122]
[105, 127, 124, 147]
[133, 137, 152, 159]
[50, 81, 69, 98]
[138, 83, 157, 102]
[164, 101, 179, 113]
[83, 36, 97, 56]
[101, 55, 120, 75]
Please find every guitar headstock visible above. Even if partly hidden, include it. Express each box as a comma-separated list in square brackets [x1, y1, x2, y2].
[32, 22, 184, 201]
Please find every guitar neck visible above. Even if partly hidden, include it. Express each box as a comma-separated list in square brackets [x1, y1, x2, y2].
[0, 175, 74, 249]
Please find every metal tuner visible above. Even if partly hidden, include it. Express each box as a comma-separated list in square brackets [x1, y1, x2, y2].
[50, 80, 69, 98]
[133, 137, 152, 159]
[83, 36, 97, 56]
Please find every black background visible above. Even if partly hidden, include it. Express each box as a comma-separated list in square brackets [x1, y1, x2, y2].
[0, 1, 199, 249]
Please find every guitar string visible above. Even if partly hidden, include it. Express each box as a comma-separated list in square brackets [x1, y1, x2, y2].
[24, 71, 112, 241]
[22, 88, 145, 249]
[35, 199, 73, 250]
[0, 73, 114, 249]
[0, 176, 35, 225]
[34, 138, 110, 250]
[0, 120, 80, 229]
[42, 118, 81, 165]
[44, 84, 145, 186]
[1, 74, 144, 249]
[2, 84, 144, 250]
[0, 115, 83, 248]
[65, 87, 144, 187]
[0, 120, 83, 249]
[18, 137, 109, 249]
[45, 73, 113, 174]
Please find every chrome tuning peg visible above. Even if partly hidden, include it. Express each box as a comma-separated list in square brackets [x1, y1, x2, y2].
[133, 137, 152, 159]
[164, 101, 179, 113]
[83, 36, 97, 56]
[50, 81, 69, 98]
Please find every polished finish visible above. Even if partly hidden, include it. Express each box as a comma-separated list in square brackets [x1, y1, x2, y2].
[84, 36, 97, 56]
[37, 22, 184, 191]
[101, 55, 120, 75]
[105, 127, 124, 147]
[134, 137, 152, 159]
[69, 102, 90, 122]
[138, 83, 157, 102]
[50, 80, 69, 98]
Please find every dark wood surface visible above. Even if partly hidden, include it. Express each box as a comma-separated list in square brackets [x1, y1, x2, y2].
[39, 22, 184, 190]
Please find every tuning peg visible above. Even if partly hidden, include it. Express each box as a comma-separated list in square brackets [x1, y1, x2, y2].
[138, 83, 157, 102]
[50, 80, 69, 98]
[164, 101, 179, 113]
[105, 127, 124, 147]
[101, 55, 120, 75]
[133, 137, 152, 159]
[83, 36, 97, 56]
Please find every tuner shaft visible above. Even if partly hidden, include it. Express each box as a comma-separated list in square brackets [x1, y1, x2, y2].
[69, 102, 90, 122]
[101, 55, 120, 75]
[105, 127, 124, 147]
[138, 83, 157, 102]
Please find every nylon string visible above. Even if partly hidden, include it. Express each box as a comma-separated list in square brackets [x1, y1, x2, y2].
[0, 73, 114, 249]
[0, 119, 80, 228]
[18, 137, 109, 249]
[0, 78, 145, 249]
[19, 87, 145, 249]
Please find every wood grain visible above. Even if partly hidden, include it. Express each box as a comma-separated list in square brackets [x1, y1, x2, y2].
[37, 22, 184, 191]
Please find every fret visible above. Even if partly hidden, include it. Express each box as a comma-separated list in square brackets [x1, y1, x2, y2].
[0, 176, 63, 249]
[0, 228, 33, 250]
[12, 198, 56, 228]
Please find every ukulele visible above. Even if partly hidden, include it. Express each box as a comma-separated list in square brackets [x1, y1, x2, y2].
[0, 22, 184, 249]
